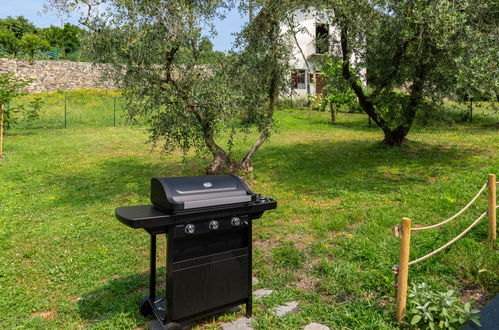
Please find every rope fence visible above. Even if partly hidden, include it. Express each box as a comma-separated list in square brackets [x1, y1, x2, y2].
[410, 182, 487, 231]
[392, 174, 497, 322]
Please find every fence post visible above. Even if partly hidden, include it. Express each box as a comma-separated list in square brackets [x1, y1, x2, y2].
[489, 174, 497, 245]
[0, 103, 4, 158]
[396, 217, 411, 322]
[64, 96, 67, 129]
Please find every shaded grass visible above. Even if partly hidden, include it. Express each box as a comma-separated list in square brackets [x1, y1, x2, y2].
[0, 106, 498, 329]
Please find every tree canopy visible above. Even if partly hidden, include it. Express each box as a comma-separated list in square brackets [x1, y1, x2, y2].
[313, 0, 498, 145]
[46, 0, 293, 174]
[0, 16, 85, 60]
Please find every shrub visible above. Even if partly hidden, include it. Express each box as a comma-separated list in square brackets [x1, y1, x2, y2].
[24, 96, 44, 122]
[406, 282, 480, 329]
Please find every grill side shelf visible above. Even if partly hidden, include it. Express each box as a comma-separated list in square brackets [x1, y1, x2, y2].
[115, 205, 173, 229]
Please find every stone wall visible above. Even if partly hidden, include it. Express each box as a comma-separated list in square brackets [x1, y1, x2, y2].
[0, 58, 114, 93]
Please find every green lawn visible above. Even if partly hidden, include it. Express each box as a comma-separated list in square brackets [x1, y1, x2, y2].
[0, 101, 498, 329]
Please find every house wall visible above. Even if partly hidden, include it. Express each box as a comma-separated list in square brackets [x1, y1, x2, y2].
[0, 58, 114, 93]
[282, 8, 366, 98]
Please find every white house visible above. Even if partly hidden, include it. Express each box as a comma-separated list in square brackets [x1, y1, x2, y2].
[281, 9, 366, 98]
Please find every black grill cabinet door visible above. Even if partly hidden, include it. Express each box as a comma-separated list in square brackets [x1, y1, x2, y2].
[171, 252, 249, 320]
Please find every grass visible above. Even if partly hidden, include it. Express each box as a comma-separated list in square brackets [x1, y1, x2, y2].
[0, 92, 498, 329]
[8, 89, 134, 130]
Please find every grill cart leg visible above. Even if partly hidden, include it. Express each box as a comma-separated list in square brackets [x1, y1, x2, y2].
[150, 234, 157, 301]
[166, 226, 174, 324]
[140, 234, 157, 317]
[246, 221, 253, 318]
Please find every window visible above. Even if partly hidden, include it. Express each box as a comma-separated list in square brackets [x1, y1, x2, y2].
[315, 24, 329, 54]
[291, 70, 306, 89]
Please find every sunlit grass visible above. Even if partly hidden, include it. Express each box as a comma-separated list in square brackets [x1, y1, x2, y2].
[0, 93, 498, 329]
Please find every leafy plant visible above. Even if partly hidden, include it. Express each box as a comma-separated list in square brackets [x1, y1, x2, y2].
[25, 96, 44, 122]
[406, 283, 480, 329]
[19, 33, 50, 61]
[321, 57, 361, 122]
[2, 103, 22, 132]
[0, 28, 21, 57]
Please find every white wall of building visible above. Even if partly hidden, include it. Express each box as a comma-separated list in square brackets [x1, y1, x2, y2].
[281, 8, 366, 99]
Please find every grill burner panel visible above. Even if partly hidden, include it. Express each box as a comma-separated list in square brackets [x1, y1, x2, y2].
[115, 175, 276, 329]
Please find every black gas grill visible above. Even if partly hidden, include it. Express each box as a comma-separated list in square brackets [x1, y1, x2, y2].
[115, 175, 276, 329]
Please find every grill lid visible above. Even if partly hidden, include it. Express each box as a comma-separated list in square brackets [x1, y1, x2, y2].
[151, 175, 254, 211]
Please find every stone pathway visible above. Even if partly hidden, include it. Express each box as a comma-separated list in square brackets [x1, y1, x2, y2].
[304, 322, 330, 330]
[253, 288, 273, 300]
[221, 317, 253, 330]
[252, 277, 259, 286]
[272, 301, 300, 317]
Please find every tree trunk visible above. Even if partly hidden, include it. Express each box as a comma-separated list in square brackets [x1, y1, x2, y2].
[337, 18, 424, 147]
[240, 133, 268, 174]
[206, 150, 234, 175]
[330, 102, 336, 123]
[382, 126, 408, 146]
[194, 110, 234, 175]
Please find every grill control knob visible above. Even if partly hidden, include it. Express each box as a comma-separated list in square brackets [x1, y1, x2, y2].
[231, 217, 241, 227]
[209, 220, 220, 231]
[184, 224, 196, 235]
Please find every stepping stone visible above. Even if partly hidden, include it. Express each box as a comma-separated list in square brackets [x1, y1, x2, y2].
[273, 301, 299, 317]
[221, 317, 253, 330]
[253, 288, 273, 300]
[304, 322, 330, 330]
[252, 277, 259, 286]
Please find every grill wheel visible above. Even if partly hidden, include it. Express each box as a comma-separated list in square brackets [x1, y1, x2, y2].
[139, 296, 153, 317]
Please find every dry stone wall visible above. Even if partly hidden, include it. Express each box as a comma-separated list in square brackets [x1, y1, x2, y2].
[0, 58, 114, 93]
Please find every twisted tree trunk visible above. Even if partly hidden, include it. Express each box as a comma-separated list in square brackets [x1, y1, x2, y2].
[338, 17, 425, 146]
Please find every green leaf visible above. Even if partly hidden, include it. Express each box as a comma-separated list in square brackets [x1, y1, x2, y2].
[411, 315, 422, 325]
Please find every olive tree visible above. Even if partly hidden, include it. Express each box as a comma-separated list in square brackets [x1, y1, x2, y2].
[315, 0, 498, 145]
[46, 0, 292, 174]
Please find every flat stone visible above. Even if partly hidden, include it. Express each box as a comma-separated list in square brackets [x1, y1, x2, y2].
[149, 320, 165, 330]
[221, 317, 253, 330]
[304, 322, 330, 330]
[252, 277, 259, 286]
[253, 288, 273, 300]
[273, 301, 300, 317]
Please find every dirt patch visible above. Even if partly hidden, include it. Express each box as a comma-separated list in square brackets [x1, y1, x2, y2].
[31, 311, 57, 320]
[284, 233, 315, 250]
[294, 258, 321, 292]
[253, 238, 278, 256]
[461, 283, 489, 308]
[296, 275, 318, 292]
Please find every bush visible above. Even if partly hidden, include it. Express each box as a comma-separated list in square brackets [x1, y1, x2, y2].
[24, 96, 44, 122]
[406, 283, 480, 329]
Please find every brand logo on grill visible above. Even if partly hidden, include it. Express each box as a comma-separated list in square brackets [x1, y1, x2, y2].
[203, 182, 213, 188]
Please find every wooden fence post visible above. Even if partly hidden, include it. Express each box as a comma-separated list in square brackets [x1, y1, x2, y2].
[489, 174, 496, 245]
[0, 103, 4, 158]
[396, 217, 411, 322]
